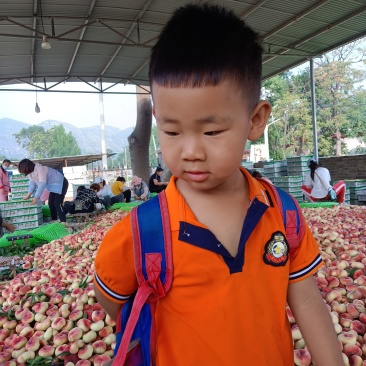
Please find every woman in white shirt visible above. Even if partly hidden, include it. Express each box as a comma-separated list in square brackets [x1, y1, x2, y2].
[301, 159, 346, 203]
[95, 177, 124, 207]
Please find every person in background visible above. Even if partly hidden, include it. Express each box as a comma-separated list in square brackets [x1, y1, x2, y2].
[64, 185, 100, 214]
[111, 176, 131, 203]
[0, 213, 15, 236]
[0, 159, 11, 202]
[301, 159, 346, 203]
[149, 167, 169, 194]
[90, 183, 100, 192]
[131, 175, 149, 201]
[95, 178, 124, 207]
[18, 159, 69, 223]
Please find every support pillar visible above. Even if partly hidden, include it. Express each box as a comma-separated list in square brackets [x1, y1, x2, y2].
[99, 81, 108, 170]
[310, 58, 319, 162]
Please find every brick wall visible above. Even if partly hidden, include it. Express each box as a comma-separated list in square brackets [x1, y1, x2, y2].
[319, 155, 366, 182]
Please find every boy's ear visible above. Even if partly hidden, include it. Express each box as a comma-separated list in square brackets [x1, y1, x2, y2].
[247, 100, 272, 141]
[152, 106, 156, 118]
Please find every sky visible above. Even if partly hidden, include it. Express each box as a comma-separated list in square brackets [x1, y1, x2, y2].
[0, 82, 139, 130]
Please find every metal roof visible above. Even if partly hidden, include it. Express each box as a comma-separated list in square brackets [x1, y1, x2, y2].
[12, 153, 116, 170]
[0, 0, 365, 93]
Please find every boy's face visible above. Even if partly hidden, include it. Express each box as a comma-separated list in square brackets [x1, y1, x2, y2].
[152, 80, 270, 192]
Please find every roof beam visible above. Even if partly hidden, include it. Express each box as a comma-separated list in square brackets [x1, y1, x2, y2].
[95, 0, 154, 83]
[240, 0, 269, 19]
[66, 0, 97, 77]
[124, 59, 149, 85]
[0, 15, 162, 27]
[263, 3, 366, 64]
[30, 0, 38, 84]
[262, 0, 329, 41]
[263, 30, 366, 81]
[0, 32, 152, 48]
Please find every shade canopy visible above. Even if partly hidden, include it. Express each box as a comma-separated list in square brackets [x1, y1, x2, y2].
[12, 153, 116, 170]
[0, 0, 365, 93]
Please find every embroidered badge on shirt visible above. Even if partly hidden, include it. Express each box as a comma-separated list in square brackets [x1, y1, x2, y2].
[263, 231, 289, 267]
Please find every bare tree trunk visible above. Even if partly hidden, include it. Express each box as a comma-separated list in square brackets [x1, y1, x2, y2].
[128, 86, 152, 183]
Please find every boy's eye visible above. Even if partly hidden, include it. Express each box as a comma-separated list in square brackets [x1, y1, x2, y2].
[165, 131, 179, 136]
[204, 130, 223, 136]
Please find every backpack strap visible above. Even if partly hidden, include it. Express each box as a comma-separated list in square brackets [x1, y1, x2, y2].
[113, 192, 172, 365]
[131, 191, 173, 294]
[257, 178, 306, 258]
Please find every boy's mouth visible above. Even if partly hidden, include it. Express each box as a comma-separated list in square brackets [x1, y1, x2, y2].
[186, 171, 210, 182]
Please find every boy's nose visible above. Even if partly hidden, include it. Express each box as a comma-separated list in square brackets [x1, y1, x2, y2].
[180, 137, 206, 161]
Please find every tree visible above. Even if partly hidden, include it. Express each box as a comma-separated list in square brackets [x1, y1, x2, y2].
[47, 125, 81, 157]
[262, 73, 313, 159]
[14, 125, 48, 158]
[261, 41, 366, 158]
[128, 86, 152, 183]
[314, 42, 366, 156]
[14, 125, 81, 158]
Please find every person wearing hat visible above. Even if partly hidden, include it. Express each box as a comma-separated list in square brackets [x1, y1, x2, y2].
[131, 175, 149, 201]
[301, 159, 346, 203]
[149, 167, 169, 194]
[94, 177, 124, 207]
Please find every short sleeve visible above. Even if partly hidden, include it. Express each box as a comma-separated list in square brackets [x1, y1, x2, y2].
[94, 212, 138, 304]
[289, 224, 323, 283]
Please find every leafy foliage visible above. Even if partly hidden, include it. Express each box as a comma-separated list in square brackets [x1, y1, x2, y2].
[14, 125, 81, 158]
[262, 41, 366, 158]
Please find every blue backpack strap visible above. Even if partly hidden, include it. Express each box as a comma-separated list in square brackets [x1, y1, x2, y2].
[132, 192, 173, 292]
[257, 178, 305, 258]
[113, 192, 172, 366]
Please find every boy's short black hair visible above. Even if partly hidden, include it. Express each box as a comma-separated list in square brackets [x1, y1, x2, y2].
[156, 167, 164, 172]
[149, 3, 263, 108]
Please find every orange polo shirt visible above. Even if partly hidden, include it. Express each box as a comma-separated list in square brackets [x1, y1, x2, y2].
[94, 168, 323, 365]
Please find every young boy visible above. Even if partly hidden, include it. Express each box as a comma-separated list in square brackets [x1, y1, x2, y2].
[94, 3, 343, 365]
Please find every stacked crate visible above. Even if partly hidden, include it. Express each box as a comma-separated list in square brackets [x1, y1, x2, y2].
[271, 176, 304, 203]
[344, 189, 351, 205]
[0, 174, 43, 232]
[10, 175, 29, 199]
[0, 201, 43, 231]
[263, 160, 288, 181]
[343, 180, 366, 206]
[241, 161, 254, 171]
[286, 156, 312, 182]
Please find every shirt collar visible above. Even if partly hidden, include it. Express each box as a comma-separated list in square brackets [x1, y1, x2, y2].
[164, 167, 271, 232]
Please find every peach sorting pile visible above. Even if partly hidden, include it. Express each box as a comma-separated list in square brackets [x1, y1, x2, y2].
[0, 205, 366, 365]
[295, 205, 366, 366]
[0, 210, 126, 366]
